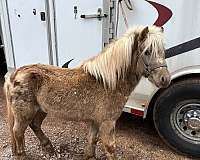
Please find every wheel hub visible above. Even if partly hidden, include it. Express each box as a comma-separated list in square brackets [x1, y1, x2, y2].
[172, 102, 200, 142]
[184, 110, 200, 131]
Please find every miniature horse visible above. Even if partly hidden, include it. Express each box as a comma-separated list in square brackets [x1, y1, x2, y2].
[4, 25, 170, 159]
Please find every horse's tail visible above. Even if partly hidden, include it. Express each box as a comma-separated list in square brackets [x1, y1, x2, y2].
[4, 71, 15, 149]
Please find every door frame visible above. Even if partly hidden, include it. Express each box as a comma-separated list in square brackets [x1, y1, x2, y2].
[0, 0, 15, 71]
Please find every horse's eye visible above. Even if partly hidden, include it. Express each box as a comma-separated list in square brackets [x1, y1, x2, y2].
[144, 51, 150, 56]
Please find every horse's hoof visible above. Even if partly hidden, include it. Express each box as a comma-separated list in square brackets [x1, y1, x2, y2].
[83, 146, 96, 160]
[12, 151, 26, 157]
[83, 154, 95, 160]
[107, 155, 116, 160]
[104, 153, 116, 160]
[86, 158, 96, 160]
[42, 140, 54, 150]
[42, 143, 55, 155]
[12, 154, 27, 160]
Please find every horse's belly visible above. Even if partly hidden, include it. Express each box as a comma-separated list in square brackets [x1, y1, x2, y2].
[37, 85, 95, 121]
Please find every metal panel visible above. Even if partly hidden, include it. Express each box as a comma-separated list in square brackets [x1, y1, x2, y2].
[6, 0, 50, 68]
[54, 0, 104, 67]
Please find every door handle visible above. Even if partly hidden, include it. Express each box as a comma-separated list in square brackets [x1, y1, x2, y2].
[80, 8, 107, 21]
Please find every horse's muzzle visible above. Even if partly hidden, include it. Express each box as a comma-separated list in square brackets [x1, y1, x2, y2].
[159, 73, 171, 88]
[147, 66, 171, 88]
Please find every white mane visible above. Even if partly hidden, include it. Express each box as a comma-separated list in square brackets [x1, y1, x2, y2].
[81, 25, 164, 89]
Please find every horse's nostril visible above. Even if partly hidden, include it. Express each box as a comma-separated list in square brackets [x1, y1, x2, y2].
[160, 75, 171, 87]
[161, 76, 165, 83]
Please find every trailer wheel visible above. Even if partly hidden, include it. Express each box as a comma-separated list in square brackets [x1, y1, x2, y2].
[153, 79, 200, 158]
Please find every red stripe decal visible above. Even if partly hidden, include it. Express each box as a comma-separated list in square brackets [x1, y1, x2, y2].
[131, 109, 144, 116]
[146, 0, 173, 27]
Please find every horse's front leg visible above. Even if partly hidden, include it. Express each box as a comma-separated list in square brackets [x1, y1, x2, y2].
[84, 121, 99, 160]
[100, 120, 116, 160]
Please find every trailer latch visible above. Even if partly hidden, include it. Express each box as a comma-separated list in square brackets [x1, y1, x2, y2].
[40, 12, 45, 21]
[80, 8, 107, 21]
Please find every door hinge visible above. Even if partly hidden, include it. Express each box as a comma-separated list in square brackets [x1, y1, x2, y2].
[109, 22, 115, 40]
[110, 0, 115, 8]
[109, 0, 116, 41]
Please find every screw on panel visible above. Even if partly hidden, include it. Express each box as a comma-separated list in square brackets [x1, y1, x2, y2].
[33, 9, 36, 15]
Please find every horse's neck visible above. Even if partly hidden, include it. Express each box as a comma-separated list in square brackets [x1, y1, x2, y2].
[114, 50, 142, 95]
[116, 70, 142, 96]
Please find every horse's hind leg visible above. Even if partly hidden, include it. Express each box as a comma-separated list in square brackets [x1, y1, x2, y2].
[13, 118, 30, 156]
[100, 120, 116, 160]
[84, 121, 99, 159]
[7, 104, 16, 155]
[11, 102, 38, 156]
[29, 109, 53, 151]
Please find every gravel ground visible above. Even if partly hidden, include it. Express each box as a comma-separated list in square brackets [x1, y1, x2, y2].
[0, 75, 194, 160]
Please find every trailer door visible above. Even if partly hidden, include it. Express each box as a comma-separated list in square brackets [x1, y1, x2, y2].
[7, 0, 50, 68]
[54, 0, 103, 67]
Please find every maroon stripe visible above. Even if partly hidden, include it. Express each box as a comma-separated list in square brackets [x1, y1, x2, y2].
[146, 0, 172, 27]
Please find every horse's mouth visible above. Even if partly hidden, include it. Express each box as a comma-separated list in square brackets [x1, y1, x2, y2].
[156, 81, 170, 88]
[148, 75, 171, 88]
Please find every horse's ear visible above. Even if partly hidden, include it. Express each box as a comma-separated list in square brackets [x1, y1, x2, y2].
[132, 33, 139, 53]
[139, 26, 149, 41]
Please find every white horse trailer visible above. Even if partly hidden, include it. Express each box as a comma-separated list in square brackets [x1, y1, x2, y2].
[0, 0, 200, 157]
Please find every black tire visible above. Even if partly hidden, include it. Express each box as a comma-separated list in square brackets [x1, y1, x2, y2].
[153, 78, 200, 158]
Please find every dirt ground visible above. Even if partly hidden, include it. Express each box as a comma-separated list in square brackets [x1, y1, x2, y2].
[0, 75, 193, 160]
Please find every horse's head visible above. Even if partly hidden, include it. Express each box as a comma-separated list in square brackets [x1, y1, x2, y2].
[136, 26, 171, 88]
